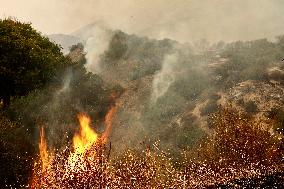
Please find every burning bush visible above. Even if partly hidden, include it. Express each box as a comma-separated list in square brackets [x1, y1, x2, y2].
[30, 112, 114, 188]
[28, 107, 283, 188]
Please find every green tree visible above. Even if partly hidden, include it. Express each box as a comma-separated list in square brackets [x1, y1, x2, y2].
[0, 19, 68, 107]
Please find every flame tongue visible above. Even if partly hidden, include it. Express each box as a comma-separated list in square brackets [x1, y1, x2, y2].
[73, 113, 98, 154]
[67, 113, 99, 170]
[39, 127, 49, 171]
[102, 105, 117, 142]
[31, 105, 117, 188]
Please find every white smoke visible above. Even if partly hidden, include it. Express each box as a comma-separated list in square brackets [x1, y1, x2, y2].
[151, 53, 178, 102]
[76, 23, 113, 74]
[57, 69, 72, 95]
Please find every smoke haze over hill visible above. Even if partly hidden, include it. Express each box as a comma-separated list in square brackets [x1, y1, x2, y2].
[1, 0, 284, 42]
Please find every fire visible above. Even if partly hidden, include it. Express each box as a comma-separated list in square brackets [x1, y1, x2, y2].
[29, 105, 282, 188]
[67, 113, 99, 170]
[39, 127, 49, 171]
[29, 127, 52, 188]
[73, 113, 98, 154]
[102, 105, 117, 142]
[30, 106, 117, 188]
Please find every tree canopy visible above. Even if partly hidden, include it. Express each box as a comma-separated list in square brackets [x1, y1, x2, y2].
[0, 19, 69, 107]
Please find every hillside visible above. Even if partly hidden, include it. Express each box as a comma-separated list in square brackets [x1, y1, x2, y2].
[1, 19, 283, 188]
[59, 24, 284, 152]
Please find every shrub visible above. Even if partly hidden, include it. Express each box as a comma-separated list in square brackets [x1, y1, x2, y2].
[195, 108, 282, 168]
[244, 100, 258, 114]
[200, 100, 219, 116]
[0, 112, 34, 188]
[267, 108, 284, 133]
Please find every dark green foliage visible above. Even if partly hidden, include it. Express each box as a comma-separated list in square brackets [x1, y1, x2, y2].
[244, 100, 258, 113]
[144, 92, 187, 125]
[0, 34, 124, 186]
[0, 19, 70, 107]
[267, 108, 284, 133]
[8, 45, 123, 148]
[0, 112, 34, 188]
[69, 42, 84, 52]
[171, 70, 209, 101]
[101, 32, 175, 80]
[143, 92, 206, 151]
[217, 38, 284, 88]
[200, 100, 219, 116]
[103, 31, 128, 64]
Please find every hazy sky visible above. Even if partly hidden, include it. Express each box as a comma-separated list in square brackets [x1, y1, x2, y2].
[1, 0, 284, 42]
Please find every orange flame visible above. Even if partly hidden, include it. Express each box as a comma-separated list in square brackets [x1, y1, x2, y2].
[29, 127, 50, 188]
[67, 113, 99, 169]
[73, 113, 98, 154]
[31, 105, 117, 188]
[102, 106, 117, 142]
[39, 127, 49, 171]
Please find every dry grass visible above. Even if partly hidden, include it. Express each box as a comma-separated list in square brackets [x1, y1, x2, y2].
[30, 108, 283, 188]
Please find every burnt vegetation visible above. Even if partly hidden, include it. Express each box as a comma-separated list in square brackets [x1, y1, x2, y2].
[28, 108, 284, 188]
